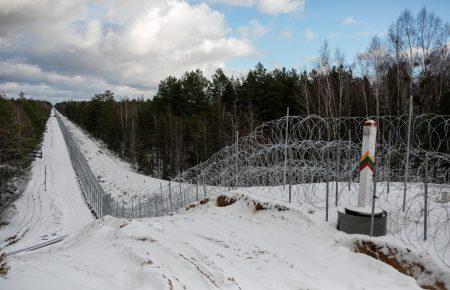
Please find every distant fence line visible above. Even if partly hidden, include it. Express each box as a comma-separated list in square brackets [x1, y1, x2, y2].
[57, 112, 201, 218]
[56, 113, 110, 218]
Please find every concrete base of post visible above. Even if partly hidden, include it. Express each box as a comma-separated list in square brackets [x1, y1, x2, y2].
[337, 208, 387, 236]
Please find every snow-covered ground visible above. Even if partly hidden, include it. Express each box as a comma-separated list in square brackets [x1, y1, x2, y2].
[0, 110, 93, 253]
[236, 181, 450, 268]
[2, 193, 444, 290]
[0, 111, 449, 289]
[60, 114, 169, 202]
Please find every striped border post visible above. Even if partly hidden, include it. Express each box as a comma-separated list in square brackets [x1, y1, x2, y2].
[358, 120, 377, 208]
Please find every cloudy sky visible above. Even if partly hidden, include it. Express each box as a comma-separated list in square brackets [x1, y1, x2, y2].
[0, 0, 448, 102]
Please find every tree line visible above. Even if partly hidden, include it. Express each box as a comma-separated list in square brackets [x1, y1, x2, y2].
[56, 8, 449, 179]
[0, 93, 51, 209]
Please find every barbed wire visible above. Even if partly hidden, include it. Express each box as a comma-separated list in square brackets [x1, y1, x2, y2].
[58, 112, 450, 266]
[170, 114, 450, 266]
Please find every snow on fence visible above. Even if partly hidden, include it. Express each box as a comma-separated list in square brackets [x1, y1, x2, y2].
[57, 112, 450, 266]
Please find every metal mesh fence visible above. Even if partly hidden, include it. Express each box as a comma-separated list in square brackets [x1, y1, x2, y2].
[56, 113, 111, 218]
[56, 112, 198, 218]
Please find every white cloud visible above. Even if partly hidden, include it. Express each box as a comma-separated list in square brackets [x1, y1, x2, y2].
[237, 20, 268, 39]
[0, 0, 257, 101]
[0, 60, 155, 100]
[303, 28, 316, 40]
[342, 16, 358, 26]
[278, 28, 293, 40]
[212, 0, 304, 14]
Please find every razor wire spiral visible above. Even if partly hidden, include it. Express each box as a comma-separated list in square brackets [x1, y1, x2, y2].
[58, 112, 450, 266]
[170, 114, 450, 266]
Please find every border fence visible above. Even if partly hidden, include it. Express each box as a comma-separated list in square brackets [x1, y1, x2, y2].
[57, 113, 111, 218]
[170, 113, 450, 266]
[57, 111, 449, 266]
[56, 112, 198, 218]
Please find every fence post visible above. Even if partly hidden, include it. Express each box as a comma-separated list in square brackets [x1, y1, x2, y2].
[108, 194, 111, 217]
[101, 191, 104, 217]
[44, 164, 47, 191]
[283, 107, 289, 190]
[169, 181, 173, 214]
[387, 131, 391, 194]
[228, 147, 231, 191]
[326, 150, 330, 222]
[196, 182, 199, 201]
[424, 154, 428, 241]
[97, 188, 100, 217]
[90, 182, 94, 215]
[122, 202, 125, 218]
[348, 129, 352, 191]
[403, 95, 413, 212]
[139, 197, 142, 218]
[203, 185, 206, 198]
[153, 194, 158, 217]
[99, 190, 102, 217]
[93, 182, 98, 216]
[95, 189, 103, 218]
[105, 194, 109, 216]
[288, 170, 292, 203]
[235, 130, 239, 188]
[159, 183, 164, 215]
[335, 145, 340, 206]
[97, 192, 103, 218]
[94, 188, 97, 217]
[179, 183, 183, 206]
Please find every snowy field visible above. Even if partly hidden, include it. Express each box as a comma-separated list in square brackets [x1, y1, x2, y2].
[1, 196, 441, 290]
[0, 111, 449, 289]
[60, 114, 169, 202]
[235, 181, 450, 268]
[0, 112, 93, 253]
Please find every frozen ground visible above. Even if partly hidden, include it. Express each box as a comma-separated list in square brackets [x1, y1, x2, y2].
[60, 114, 169, 202]
[237, 181, 450, 268]
[0, 111, 93, 253]
[0, 111, 448, 289]
[1, 194, 441, 290]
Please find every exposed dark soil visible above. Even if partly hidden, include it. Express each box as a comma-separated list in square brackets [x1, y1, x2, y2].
[252, 201, 288, 212]
[184, 198, 210, 211]
[216, 195, 236, 207]
[199, 198, 209, 205]
[354, 240, 447, 290]
[0, 253, 10, 277]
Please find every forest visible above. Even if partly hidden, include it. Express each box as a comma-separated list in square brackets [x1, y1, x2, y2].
[0, 94, 51, 210]
[55, 8, 449, 179]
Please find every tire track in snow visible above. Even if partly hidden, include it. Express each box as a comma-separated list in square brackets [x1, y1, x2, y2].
[0, 111, 93, 252]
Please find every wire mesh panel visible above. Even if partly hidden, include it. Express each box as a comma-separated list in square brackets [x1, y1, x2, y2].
[56, 113, 109, 218]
